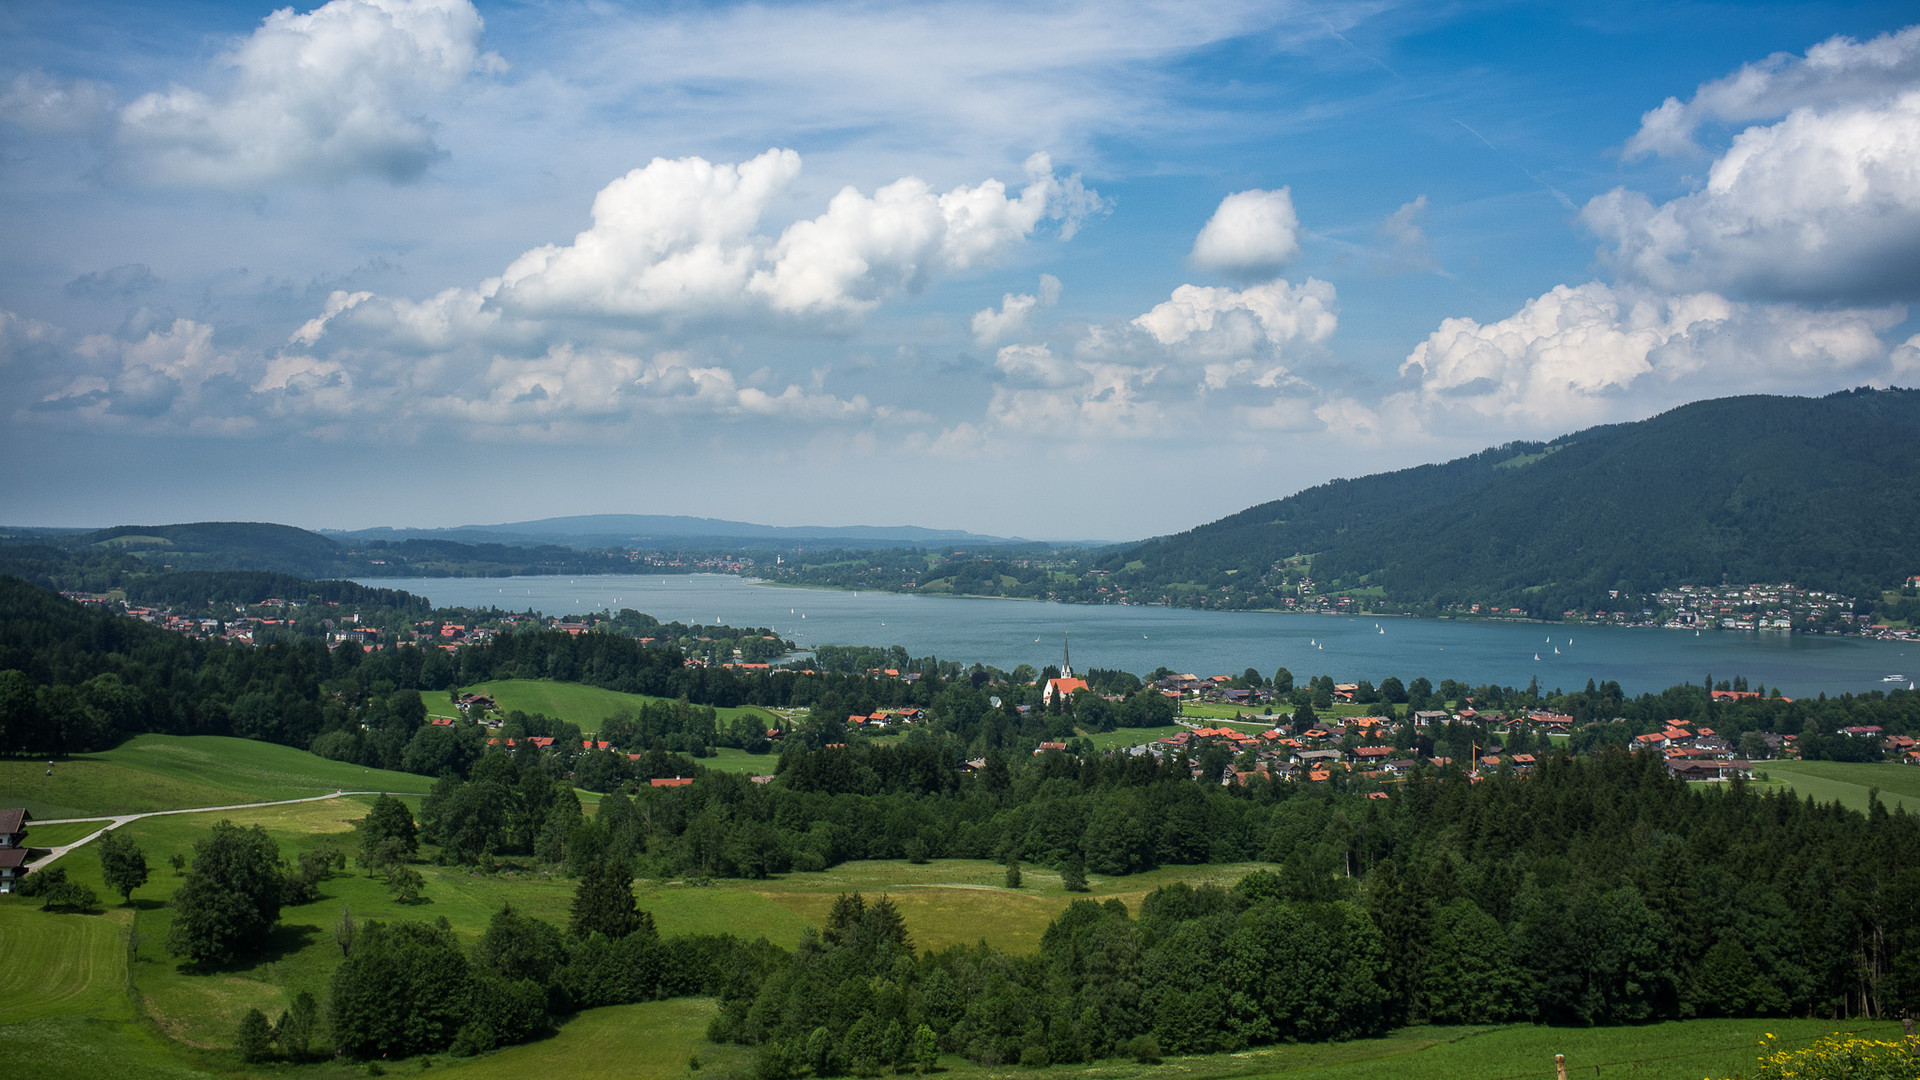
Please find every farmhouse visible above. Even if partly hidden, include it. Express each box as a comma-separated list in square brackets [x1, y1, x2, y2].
[0, 808, 28, 893]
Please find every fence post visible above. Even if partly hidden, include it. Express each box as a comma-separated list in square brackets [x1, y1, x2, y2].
[1555, 1053, 1568, 1080]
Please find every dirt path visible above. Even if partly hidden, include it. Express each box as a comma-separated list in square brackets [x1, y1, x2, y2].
[29, 790, 398, 870]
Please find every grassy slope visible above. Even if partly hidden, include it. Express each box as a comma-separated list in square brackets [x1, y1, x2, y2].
[10, 734, 434, 820]
[5, 799, 1902, 1080]
[434, 998, 746, 1080]
[425, 678, 784, 734]
[3, 730, 1909, 1080]
[1759, 760, 1920, 815]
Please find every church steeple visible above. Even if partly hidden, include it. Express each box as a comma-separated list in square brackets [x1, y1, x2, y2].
[1062, 631, 1073, 679]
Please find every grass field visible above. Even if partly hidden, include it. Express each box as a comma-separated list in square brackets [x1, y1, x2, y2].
[895, 1018, 1911, 1080]
[430, 678, 785, 735]
[3, 726, 1911, 1080]
[5, 799, 1903, 1080]
[8, 734, 435, 819]
[702, 747, 782, 775]
[434, 998, 747, 1080]
[1758, 760, 1920, 814]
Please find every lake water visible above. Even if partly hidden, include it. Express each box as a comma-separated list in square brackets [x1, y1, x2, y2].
[364, 574, 1917, 698]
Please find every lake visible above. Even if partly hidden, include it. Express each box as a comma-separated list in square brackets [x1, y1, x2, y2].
[363, 574, 1917, 698]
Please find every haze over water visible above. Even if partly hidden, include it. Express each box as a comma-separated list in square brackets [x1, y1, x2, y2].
[365, 574, 1917, 699]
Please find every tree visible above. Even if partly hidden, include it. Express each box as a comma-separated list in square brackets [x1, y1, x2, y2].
[570, 857, 651, 941]
[1061, 853, 1089, 893]
[360, 793, 419, 860]
[98, 830, 149, 904]
[1422, 898, 1527, 1023]
[166, 820, 286, 966]
[235, 1007, 273, 1063]
[329, 919, 474, 1058]
[334, 904, 357, 956]
[386, 864, 427, 904]
[18, 865, 99, 912]
[275, 990, 318, 1060]
[1004, 856, 1022, 889]
[909, 1023, 939, 1074]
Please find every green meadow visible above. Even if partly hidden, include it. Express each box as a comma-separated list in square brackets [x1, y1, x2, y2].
[425, 678, 785, 735]
[1, 732, 1906, 1080]
[8, 734, 435, 820]
[1758, 759, 1920, 814]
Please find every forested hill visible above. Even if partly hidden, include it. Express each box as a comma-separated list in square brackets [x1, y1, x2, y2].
[1102, 388, 1920, 613]
[78, 521, 350, 577]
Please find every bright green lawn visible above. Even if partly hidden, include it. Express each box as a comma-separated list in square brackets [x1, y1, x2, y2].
[23, 820, 114, 848]
[1758, 760, 1920, 815]
[435, 679, 784, 735]
[702, 747, 782, 775]
[906, 1018, 1903, 1080]
[434, 998, 746, 1080]
[10, 734, 433, 819]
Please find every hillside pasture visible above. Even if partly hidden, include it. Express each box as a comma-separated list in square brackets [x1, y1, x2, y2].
[3, 799, 1906, 1080]
[1760, 760, 1920, 815]
[435, 678, 784, 734]
[434, 998, 744, 1080]
[11, 734, 433, 820]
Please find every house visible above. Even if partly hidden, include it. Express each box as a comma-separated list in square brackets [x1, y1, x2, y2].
[0, 808, 28, 848]
[0, 848, 25, 893]
[0, 809, 27, 893]
[649, 777, 695, 788]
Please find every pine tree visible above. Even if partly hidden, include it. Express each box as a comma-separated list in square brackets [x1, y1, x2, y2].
[569, 857, 648, 940]
[235, 1007, 273, 1063]
[1061, 852, 1088, 892]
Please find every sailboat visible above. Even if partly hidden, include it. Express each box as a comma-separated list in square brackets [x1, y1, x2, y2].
[1533, 653, 1540, 661]
[1553, 647, 1560, 654]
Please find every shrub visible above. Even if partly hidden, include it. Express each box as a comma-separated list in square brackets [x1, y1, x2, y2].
[1713, 1032, 1920, 1080]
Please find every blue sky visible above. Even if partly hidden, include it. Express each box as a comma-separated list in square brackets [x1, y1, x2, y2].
[3, 0, 1917, 540]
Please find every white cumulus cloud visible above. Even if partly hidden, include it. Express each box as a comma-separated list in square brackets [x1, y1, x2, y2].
[971, 275, 1062, 346]
[114, 0, 499, 187]
[1189, 188, 1301, 277]
[1625, 24, 1920, 159]
[1396, 281, 1904, 429]
[1133, 278, 1337, 357]
[333, 149, 1097, 339]
[1587, 91, 1920, 303]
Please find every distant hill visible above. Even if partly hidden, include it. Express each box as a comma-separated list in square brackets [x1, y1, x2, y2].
[78, 521, 348, 577]
[1100, 388, 1920, 613]
[327, 514, 1070, 550]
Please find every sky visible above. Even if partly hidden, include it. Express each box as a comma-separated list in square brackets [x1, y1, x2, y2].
[3, 0, 1918, 542]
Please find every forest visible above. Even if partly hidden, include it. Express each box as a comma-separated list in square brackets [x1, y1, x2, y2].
[7, 568, 1920, 1068]
[281, 746, 1920, 1067]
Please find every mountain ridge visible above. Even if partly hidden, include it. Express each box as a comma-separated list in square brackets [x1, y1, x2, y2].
[1101, 387, 1920, 612]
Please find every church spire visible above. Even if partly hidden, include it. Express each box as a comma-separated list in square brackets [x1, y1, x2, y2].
[1062, 631, 1072, 679]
